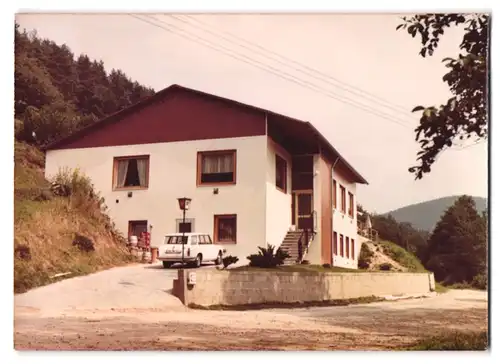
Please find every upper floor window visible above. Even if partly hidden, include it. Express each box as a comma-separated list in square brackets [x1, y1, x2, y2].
[197, 150, 236, 185]
[333, 179, 337, 209]
[275, 154, 287, 192]
[113, 155, 149, 190]
[333, 231, 338, 255]
[340, 185, 346, 213]
[348, 192, 355, 218]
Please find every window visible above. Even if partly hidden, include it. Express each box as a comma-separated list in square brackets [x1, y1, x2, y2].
[214, 214, 237, 243]
[351, 239, 355, 259]
[275, 154, 287, 192]
[113, 155, 149, 189]
[179, 222, 191, 233]
[340, 185, 346, 213]
[332, 179, 337, 209]
[191, 236, 198, 245]
[176, 218, 194, 233]
[197, 150, 236, 185]
[348, 192, 354, 218]
[333, 231, 338, 255]
[339, 234, 344, 257]
[128, 220, 148, 238]
[346, 236, 350, 258]
[165, 235, 188, 244]
[199, 235, 213, 245]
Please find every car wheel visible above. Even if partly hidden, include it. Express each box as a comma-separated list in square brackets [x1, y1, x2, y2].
[215, 253, 222, 265]
[194, 254, 202, 268]
[162, 261, 173, 269]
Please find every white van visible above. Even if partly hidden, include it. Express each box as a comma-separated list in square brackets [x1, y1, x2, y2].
[157, 233, 226, 268]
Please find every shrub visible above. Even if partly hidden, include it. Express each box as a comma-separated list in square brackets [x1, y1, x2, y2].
[472, 273, 487, 290]
[378, 262, 393, 271]
[322, 263, 332, 268]
[222, 255, 239, 269]
[50, 167, 95, 200]
[247, 244, 290, 268]
[358, 243, 373, 269]
[301, 260, 310, 265]
[14, 244, 31, 261]
[405, 331, 488, 351]
[73, 234, 95, 252]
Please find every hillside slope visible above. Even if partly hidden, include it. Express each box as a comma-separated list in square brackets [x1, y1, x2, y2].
[359, 240, 427, 273]
[384, 196, 487, 232]
[14, 141, 136, 293]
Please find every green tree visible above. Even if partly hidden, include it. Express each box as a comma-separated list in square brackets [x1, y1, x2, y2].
[397, 14, 489, 179]
[425, 195, 486, 284]
[14, 22, 155, 146]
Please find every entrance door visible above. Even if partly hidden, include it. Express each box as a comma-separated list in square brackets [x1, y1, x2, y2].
[294, 190, 313, 230]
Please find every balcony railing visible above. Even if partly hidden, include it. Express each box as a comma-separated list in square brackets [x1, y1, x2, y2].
[357, 219, 379, 241]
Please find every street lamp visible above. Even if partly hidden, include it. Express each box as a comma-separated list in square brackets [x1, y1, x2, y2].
[177, 197, 192, 267]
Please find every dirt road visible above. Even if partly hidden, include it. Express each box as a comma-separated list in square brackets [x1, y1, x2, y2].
[14, 264, 488, 350]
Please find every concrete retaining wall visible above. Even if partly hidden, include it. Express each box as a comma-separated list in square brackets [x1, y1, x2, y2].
[173, 269, 436, 307]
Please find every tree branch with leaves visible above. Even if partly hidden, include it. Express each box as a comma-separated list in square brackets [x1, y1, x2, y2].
[397, 13, 489, 179]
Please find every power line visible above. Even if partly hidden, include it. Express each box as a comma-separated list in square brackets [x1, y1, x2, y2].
[131, 14, 414, 130]
[450, 139, 486, 151]
[174, 14, 414, 119]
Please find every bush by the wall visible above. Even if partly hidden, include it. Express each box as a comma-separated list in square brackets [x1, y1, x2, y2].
[378, 262, 393, 271]
[222, 255, 239, 269]
[247, 244, 290, 268]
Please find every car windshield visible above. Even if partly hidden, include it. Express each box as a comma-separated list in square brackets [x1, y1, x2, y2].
[165, 236, 188, 244]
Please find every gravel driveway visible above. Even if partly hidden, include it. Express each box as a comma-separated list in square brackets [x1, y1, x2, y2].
[15, 263, 187, 316]
[14, 264, 488, 350]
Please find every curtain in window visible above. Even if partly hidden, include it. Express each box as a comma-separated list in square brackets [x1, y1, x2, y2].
[218, 218, 236, 241]
[136, 158, 148, 187]
[116, 160, 129, 187]
[202, 154, 233, 173]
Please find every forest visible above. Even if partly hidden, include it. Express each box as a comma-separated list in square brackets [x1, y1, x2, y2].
[361, 195, 488, 289]
[14, 23, 156, 146]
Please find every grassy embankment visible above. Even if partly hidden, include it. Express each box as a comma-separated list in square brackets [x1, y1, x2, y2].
[14, 141, 136, 293]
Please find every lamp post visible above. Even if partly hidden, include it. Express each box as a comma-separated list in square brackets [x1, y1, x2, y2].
[177, 197, 192, 267]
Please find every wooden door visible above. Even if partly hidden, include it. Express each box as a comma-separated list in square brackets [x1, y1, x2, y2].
[295, 190, 313, 230]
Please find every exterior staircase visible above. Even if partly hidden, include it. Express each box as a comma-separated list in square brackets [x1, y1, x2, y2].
[280, 230, 314, 265]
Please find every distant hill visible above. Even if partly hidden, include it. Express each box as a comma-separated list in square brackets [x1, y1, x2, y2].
[383, 196, 488, 232]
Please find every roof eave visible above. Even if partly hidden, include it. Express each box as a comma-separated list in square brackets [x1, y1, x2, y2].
[305, 122, 369, 185]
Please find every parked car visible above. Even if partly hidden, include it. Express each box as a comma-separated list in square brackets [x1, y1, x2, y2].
[157, 233, 226, 268]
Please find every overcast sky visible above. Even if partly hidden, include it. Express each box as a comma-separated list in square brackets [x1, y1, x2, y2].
[15, 13, 488, 213]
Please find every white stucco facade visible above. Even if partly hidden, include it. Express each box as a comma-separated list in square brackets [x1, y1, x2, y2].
[46, 134, 364, 267]
[265, 138, 292, 250]
[45, 135, 269, 261]
[332, 168, 359, 269]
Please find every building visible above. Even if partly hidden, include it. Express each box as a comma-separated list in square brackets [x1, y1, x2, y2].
[44, 84, 368, 268]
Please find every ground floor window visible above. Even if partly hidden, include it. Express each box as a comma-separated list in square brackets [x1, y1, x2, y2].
[333, 231, 338, 255]
[339, 234, 344, 257]
[214, 214, 237, 243]
[128, 220, 148, 237]
[351, 239, 355, 259]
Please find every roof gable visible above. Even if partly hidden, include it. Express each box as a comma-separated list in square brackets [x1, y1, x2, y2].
[45, 84, 368, 184]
